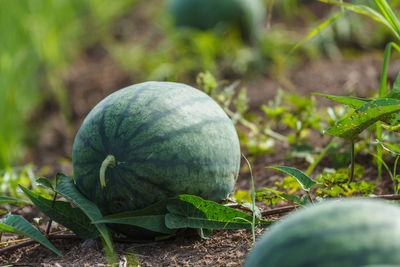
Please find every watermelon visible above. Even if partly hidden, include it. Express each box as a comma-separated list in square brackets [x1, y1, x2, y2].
[168, 0, 265, 41]
[245, 199, 400, 267]
[72, 81, 241, 220]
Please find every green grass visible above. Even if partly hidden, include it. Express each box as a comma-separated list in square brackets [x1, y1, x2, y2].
[0, 0, 137, 169]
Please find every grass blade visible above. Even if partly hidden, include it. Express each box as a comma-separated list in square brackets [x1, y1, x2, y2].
[0, 196, 29, 205]
[373, 0, 400, 36]
[379, 42, 393, 97]
[0, 214, 62, 256]
[320, 0, 398, 38]
[376, 42, 393, 180]
[291, 11, 345, 52]
[266, 166, 318, 191]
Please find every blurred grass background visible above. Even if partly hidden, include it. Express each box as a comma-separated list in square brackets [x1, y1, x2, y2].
[0, 0, 397, 175]
[0, 0, 137, 169]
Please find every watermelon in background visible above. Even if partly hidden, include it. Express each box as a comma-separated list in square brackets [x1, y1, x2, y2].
[72, 82, 241, 219]
[245, 199, 400, 267]
[167, 0, 266, 41]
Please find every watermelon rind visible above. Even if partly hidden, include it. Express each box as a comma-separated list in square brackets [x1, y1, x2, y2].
[245, 198, 400, 267]
[72, 81, 241, 225]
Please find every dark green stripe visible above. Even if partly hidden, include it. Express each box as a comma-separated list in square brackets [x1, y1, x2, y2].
[105, 168, 155, 209]
[120, 96, 210, 149]
[262, 222, 399, 266]
[118, 165, 175, 195]
[114, 83, 153, 139]
[131, 118, 230, 152]
[73, 160, 101, 167]
[75, 134, 103, 154]
[124, 153, 234, 171]
[99, 107, 109, 154]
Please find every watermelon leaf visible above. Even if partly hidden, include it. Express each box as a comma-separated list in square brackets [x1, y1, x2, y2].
[36, 177, 55, 191]
[313, 93, 371, 109]
[0, 196, 30, 205]
[54, 173, 114, 253]
[19, 185, 99, 239]
[266, 166, 318, 191]
[0, 214, 63, 256]
[324, 98, 400, 140]
[165, 195, 272, 230]
[93, 198, 176, 234]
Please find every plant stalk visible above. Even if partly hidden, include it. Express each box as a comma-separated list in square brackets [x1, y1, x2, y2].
[349, 141, 355, 184]
[45, 192, 58, 235]
[243, 154, 256, 245]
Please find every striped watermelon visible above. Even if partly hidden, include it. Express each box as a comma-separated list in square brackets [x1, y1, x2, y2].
[168, 0, 265, 41]
[72, 81, 240, 219]
[245, 199, 400, 267]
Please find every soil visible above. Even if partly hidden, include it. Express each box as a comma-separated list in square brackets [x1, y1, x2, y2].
[2, 3, 400, 266]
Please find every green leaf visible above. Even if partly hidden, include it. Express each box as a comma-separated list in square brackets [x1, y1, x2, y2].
[266, 166, 318, 191]
[36, 177, 54, 191]
[313, 93, 371, 109]
[54, 173, 114, 253]
[233, 190, 252, 203]
[93, 198, 176, 235]
[19, 185, 99, 239]
[259, 188, 303, 206]
[165, 195, 272, 230]
[324, 98, 400, 140]
[0, 214, 62, 256]
[0, 196, 29, 205]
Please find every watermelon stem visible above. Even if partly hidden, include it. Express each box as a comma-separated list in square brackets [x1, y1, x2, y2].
[100, 155, 116, 188]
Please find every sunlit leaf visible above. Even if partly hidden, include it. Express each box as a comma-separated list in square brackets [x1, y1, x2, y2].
[324, 98, 400, 140]
[266, 166, 318, 191]
[259, 188, 303, 206]
[165, 195, 272, 230]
